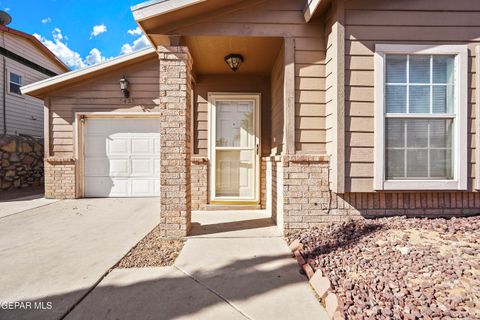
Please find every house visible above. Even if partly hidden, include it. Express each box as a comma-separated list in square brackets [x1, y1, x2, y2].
[0, 21, 69, 138]
[22, 0, 480, 238]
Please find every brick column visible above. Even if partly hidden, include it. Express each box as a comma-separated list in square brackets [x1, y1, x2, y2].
[158, 46, 193, 238]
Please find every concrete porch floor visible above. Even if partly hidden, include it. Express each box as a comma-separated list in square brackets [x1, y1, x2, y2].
[66, 210, 328, 320]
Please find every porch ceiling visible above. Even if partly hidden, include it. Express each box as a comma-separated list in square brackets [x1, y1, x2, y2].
[186, 36, 283, 75]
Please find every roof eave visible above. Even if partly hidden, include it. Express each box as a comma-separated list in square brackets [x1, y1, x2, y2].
[21, 47, 157, 99]
[303, 0, 325, 22]
[132, 0, 206, 22]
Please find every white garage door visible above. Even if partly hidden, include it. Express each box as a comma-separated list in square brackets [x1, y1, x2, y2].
[83, 118, 160, 197]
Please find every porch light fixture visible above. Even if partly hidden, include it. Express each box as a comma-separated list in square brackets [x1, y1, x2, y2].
[119, 76, 130, 98]
[224, 54, 244, 72]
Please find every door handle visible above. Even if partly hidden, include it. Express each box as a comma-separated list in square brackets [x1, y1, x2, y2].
[256, 144, 259, 155]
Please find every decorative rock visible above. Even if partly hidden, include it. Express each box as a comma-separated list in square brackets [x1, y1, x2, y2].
[287, 216, 480, 319]
[9, 153, 20, 162]
[310, 271, 330, 299]
[294, 249, 306, 266]
[0, 135, 44, 191]
[302, 263, 315, 279]
[1, 140, 16, 152]
[325, 292, 340, 318]
[289, 239, 303, 252]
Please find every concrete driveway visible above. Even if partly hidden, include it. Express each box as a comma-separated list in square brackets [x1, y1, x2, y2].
[0, 198, 159, 320]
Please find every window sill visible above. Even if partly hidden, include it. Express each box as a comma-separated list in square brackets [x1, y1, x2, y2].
[380, 180, 465, 191]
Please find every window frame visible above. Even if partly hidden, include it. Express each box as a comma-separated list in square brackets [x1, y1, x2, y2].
[7, 70, 24, 96]
[374, 44, 468, 191]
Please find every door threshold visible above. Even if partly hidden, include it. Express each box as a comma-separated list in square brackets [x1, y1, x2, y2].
[206, 204, 261, 211]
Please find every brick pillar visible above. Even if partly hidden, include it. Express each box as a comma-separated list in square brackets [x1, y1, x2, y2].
[158, 46, 193, 238]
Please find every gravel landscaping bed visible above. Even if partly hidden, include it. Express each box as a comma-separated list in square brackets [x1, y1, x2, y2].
[117, 225, 184, 268]
[288, 216, 480, 319]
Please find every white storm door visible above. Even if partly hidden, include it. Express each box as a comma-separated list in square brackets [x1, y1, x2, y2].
[83, 118, 160, 197]
[210, 95, 260, 202]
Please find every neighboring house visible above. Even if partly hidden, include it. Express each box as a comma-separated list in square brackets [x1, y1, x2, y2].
[0, 24, 69, 137]
[22, 0, 480, 237]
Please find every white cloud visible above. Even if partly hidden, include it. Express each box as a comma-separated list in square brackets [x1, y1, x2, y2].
[127, 27, 143, 36]
[41, 17, 52, 24]
[120, 35, 151, 55]
[90, 24, 107, 38]
[4, 8, 10, 12]
[85, 48, 106, 65]
[34, 29, 85, 69]
[34, 28, 110, 70]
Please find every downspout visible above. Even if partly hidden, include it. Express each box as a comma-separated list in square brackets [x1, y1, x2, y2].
[2, 55, 6, 134]
[2, 30, 5, 134]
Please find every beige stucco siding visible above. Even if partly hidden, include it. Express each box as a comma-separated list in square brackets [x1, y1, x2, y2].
[48, 58, 160, 158]
[171, 0, 326, 155]
[193, 74, 271, 156]
[344, 0, 479, 192]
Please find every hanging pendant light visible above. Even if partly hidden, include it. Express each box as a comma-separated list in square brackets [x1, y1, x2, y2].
[224, 54, 244, 72]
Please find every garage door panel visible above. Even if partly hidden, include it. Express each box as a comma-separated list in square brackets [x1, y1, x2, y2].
[131, 158, 155, 177]
[131, 138, 153, 154]
[109, 159, 130, 176]
[107, 138, 129, 154]
[154, 159, 160, 175]
[85, 137, 107, 156]
[154, 138, 160, 153]
[84, 118, 160, 198]
[131, 179, 157, 196]
[84, 158, 111, 176]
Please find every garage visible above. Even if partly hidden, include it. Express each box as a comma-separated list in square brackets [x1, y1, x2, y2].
[83, 117, 160, 198]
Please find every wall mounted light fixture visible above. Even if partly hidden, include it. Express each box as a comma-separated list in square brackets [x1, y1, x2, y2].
[119, 76, 130, 98]
[224, 54, 244, 72]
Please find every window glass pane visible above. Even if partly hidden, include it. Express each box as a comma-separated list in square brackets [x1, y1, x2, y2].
[10, 73, 22, 85]
[406, 120, 428, 147]
[409, 56, 430, 83]
[430, 119, 453, 148]
[386, 149, 405, 179]
[433, 55, 455, 84]
[432, 86, 450, 113]
[406, 150, 428, 177]
[430, 149, 452, 178]
[386, 85, 407, 113]
[386, 55, 407, 83]
[386, 119, 405, 148]
[409, 85, 430, 113]
[216, 101, 253, 147]
[10, 83, 21, 95]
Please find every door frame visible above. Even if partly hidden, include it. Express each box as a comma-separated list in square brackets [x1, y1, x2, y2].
[74, 112, 161, 198]
[208, 93, 261, 204]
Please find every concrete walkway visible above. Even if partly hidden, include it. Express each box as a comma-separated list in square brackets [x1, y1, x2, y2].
[0, 198, 159, 320]
[0, 188, 58, 219]
[66, 211, 328, 320]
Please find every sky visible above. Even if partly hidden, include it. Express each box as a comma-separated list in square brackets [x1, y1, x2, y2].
[1, 0, 152, 70]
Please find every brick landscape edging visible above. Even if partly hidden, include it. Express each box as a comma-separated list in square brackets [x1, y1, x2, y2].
[289, 239, 345, 320]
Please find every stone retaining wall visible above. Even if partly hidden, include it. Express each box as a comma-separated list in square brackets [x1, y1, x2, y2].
[0, 135, 44, 190]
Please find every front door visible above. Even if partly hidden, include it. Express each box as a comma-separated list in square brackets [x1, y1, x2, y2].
[209, 94, 260, 203]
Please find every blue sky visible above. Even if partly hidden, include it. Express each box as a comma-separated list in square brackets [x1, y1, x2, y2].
[1, 0, 151, 70]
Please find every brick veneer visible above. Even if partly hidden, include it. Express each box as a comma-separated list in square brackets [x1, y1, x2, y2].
[158, 45, 193, 238]
[281, 154, 480, 232]
[191, 157, 208, 210]
[44, 158, 76, 199]
[260, 158, 267, 209]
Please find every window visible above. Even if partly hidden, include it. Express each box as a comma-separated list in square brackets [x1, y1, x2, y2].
[374, 45, 468, 190]
[9, 72, 22, 95]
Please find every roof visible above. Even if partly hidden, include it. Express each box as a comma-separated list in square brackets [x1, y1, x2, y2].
[132, 0, 322, 25]
[0, 25, 70, 72]
[131, 0, 206, 22]
[21, 47, 157, 99]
